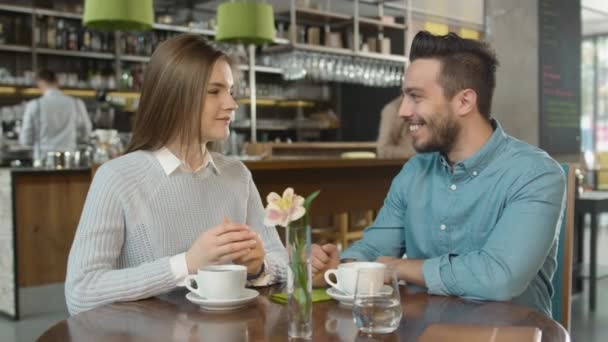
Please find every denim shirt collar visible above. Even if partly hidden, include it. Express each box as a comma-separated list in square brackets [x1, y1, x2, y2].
[439, 119, 507, 181]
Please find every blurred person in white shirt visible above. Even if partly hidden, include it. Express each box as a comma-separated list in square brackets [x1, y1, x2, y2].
[19, 69, 92, 159]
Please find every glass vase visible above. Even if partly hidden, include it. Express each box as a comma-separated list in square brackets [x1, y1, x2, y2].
[286, 224, 312, 339]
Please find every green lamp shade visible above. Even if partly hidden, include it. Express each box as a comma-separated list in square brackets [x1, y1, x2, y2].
[216, 2, 275, 45]
[83, 0, 154, 31]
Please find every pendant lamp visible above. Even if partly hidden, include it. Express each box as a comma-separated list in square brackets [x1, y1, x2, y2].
[83, 0, 154, 31]
[216, 1, 276, 143]
[215, 1, 275, 45]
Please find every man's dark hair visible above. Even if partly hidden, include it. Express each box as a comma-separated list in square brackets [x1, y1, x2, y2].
[37, 69, 57, 84]
[409, 31, 499, 119]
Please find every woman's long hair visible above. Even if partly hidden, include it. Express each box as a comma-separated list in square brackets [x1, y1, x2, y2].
[125, 34, 231, 156]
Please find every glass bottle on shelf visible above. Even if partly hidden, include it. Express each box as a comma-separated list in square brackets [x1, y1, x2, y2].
[0, 18, 5, 45]
[97, 31, 105, 52]
[35, 15, 46, 47]
[81, 28, 91, 51]
[56, 19, 65, 49]
[68, 24, 78, 50]
[46, 17, 56, 49]
[91, 31, 102, 52]
[14, 16, 31, 45]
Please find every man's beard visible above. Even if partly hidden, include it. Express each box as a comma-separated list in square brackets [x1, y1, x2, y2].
[411, 110, 460, 155]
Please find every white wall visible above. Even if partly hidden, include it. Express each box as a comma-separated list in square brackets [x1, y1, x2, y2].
[486, 0, 540, 146]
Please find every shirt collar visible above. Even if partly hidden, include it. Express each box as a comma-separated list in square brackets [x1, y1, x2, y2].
[43, 88, 62, 97]
[153, 146, 220, 176]
[440, 119, 507, 179]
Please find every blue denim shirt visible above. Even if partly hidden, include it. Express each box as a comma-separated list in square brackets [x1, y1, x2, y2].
[341, 120, 566, 317]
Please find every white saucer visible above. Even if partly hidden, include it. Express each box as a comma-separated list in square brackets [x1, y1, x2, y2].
[326, 286, 395, 307]
[326, 287, 354, 307]
[186, 288, 259, 311]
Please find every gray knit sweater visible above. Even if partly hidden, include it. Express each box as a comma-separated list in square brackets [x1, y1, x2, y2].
[65, 151, 287, 315]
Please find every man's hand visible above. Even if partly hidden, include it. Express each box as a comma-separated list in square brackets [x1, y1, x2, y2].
[311, 243, 340, 287]
[377, 256, 426, 287]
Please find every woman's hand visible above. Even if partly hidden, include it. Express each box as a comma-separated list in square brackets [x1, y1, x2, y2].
[185, 219, 257, 273]
[233, 232, 266, 276]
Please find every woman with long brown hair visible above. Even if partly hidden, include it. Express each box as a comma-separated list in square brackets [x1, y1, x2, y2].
[65, 34, 287, 315]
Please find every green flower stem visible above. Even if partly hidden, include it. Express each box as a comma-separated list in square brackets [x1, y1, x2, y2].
[289, 226, 311, 325]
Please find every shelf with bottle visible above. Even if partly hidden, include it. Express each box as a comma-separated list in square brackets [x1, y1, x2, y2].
[0, 4, 85, 20]
[237, 98, 316, 108]
[285, 6, 406, 31]
[117, 62, 145, 92]
[265, 42, 408, 63]
[36, 48, 114, 60]
[152, 23, 215, 36]
[231, 119, 337, 131]
[358, 17, 406, 30]
[118, 54, 284, 75]
[237, 64, 283, 74]
[0, 44, 31, 53]
[0, 3, 33, 15]
[32, 14, 116, 55]
[0, 10, 32, 46]
[0, 85, 105, 98]
[291, 7, 352, 24]
[0, 60, 118, 97]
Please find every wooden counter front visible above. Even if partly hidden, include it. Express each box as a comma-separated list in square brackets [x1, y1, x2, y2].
[12, 169, 91, 287]
[245, 158, 405, 216]
[11, 158, 406, 288]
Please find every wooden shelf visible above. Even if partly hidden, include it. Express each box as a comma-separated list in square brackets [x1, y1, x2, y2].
[0, 4, 33, 15]
[118, 58, 283, 75]
[273, 37, 291, 45]
[295, 7, 352, 23]
[0, 86, 18, 95]
[237, 65, 283, 74]
[265, 43, 407, 64]
[0, 85, 143, 99]
[36, 48, 114, 60]
[152, 23, 215, 36]
[232, 122, 333, 131]
[121, 55, 150, 63]
[19, 87, 96, 98]
[355, 51, 408, 63]
[34, 8, 82, 19]
[0, 44, 32, 53]
[293, 43, 353, 56]
[237, 98, 316, 107]
[358, 17, 406, 30]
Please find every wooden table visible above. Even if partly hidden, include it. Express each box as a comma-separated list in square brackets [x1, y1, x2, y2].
[38, 287, 569, 342]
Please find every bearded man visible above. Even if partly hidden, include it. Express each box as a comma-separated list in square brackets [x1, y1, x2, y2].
[311, 31, 566, 318]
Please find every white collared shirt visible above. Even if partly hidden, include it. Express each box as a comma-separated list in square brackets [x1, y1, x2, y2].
[153, 146, 220, 176]
[19, 89, 92, 158]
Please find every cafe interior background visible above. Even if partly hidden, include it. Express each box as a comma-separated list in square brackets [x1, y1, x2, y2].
[0, 0, 605, 340]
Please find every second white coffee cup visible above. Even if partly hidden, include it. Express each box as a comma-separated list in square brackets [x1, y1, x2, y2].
[185, 264, 247, 299]
[324, 262, 386, 295]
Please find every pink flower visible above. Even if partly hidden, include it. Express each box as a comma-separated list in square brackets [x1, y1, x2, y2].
[264, 188, 306, 227]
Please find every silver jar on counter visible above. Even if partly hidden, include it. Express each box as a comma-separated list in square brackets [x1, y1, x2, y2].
[45, 151, 73, 169]
[44, 147, 92, 169]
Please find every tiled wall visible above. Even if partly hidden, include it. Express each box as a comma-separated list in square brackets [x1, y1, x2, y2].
[0, 169, 15, 317]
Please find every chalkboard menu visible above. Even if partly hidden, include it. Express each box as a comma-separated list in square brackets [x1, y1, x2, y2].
[539, 0, 581, 154]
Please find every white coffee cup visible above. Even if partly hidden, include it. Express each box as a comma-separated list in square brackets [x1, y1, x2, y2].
[324, 262, 386, 295]
[185, 264, 247, 299]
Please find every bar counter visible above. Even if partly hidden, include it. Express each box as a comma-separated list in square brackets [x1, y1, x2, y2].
[0, 156, 406, 319]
